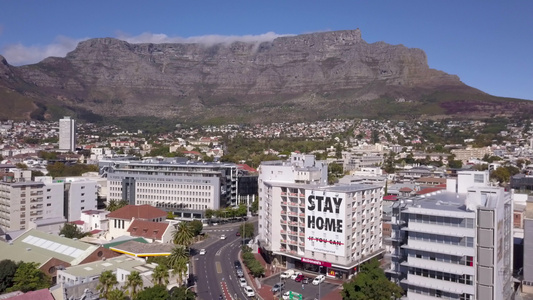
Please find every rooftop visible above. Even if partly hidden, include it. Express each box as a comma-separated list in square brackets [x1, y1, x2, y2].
[110, 240, 174, 257]
[60, 255, 147, 277]
[127, 219, 171, 240]
[107, 205, 166, 220]
[0, 229, 97, 265]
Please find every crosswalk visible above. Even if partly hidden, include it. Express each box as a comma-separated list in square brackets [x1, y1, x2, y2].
[204, 229, 235, 232]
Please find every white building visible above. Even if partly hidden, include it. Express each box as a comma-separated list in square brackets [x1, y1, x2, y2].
[79, 209, 109, 233]
[258, 153, 384, 279]
[59, 116, 76, 152]
[103, 157, 239, 218]
[387, 171, 513, 299]
[36, 176, 98, 222]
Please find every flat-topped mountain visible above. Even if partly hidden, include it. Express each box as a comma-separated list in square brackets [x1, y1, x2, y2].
[0, 29, 531, 123]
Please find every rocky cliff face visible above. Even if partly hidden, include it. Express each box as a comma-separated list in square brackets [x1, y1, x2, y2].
[1, 29, 520, 123]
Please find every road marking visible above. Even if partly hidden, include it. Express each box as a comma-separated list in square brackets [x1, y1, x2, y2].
[216, 261, 222, 273]
[216, 249, 222, 256]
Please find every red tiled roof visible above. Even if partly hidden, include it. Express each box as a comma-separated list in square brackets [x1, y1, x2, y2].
[71, 220, 84, 225]
[416, 187, 445, 195]
[238, 164, 257, 173]
[107, 205, 167, 220]
[9, 289, 55, 300]
[399, 187, 412, 192]
[127, 219, 170, 240]
[383, 195, 398, 201]
[90, 229, 102, 234]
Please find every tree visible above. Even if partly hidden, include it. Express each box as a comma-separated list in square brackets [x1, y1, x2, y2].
[448, 159, 463, 169]
[238, 222, 255, 239]
[152, 264, 170, 286]
[123, 271, 143, 299]
[31, 170, 44, 179]
[172, 222, 194, 247]
[0, 260, 18, 293]
[15, 163, 28, 169]
[250, 198, 258, 214]
[106, 199, 129, 212]
[167, 211, 175, 219]
[167, 246, 189, 285]
[97, 270, 118, 299]
[205, 209, 215, 219]
[342, 259, 403, 300]
[59, 223, 87, 239]
[169, 286, 196, 300]
[136, 284, 169, 300]
[189, 220, 203, 236]
[7, 262, 50, 293]
[107, 288, 126, 300]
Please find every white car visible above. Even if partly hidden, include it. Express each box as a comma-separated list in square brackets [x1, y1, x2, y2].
[239, 277, 247, 287]
[243, 285, 255, 297]
[220, 234, 226, 240]
[290, 271, 302, 280]
[280, 269, 294, 279]
[312, 274, 325, 285]
[199, 249, 206, 255]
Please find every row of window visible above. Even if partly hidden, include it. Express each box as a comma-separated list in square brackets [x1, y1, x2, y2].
[409, 267, 473, 285]
[409, 231, 474, 247]
[136, 195, 211, 202]
[408, 213, 474, 228]
[408, 250, 473, 266]
[137, 189, 212, 196]
[408, 286, 472, 300]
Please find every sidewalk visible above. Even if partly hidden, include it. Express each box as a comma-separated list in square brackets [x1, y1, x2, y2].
[244, 252, 343, 300]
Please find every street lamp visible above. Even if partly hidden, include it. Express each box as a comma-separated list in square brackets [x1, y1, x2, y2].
[318, 266, 323, 300]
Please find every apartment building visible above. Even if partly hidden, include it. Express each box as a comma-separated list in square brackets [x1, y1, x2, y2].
[387, 171, 513, 299]
[258, 153, 384, 279]
[0, 176, 63, 231]
[59, 116, 76, 152]
[104, 158, 238, 219]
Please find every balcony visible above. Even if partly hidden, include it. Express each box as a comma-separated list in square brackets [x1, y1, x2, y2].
[280, 219, 287, 224]
[289, 193, 298, 197]
[299, 193, 305, 197]
[288, 231, 298, 236]
[281, 192, 287, 196]
[288, 202, 299, 207]
[281, 210, 287, 214]
[299, 232, 305, 236]
[280, 230, 287, 234]
[281, 201, 288, 205]
[288, 240, 298, 245]
[288, 211, 298, 216]
[299, 203, 305, 208]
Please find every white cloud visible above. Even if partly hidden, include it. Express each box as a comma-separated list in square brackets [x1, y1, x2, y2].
[116, 31, 292, 46]
[2, 36, 83, 66]
[2, 32, 293, 66]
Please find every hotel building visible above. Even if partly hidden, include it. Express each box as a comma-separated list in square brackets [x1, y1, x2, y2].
[258, 153, 384, 279]
[387, 171, 513, 299]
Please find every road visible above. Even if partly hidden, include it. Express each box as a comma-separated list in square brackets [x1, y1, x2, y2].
[193, 219, 256, 300]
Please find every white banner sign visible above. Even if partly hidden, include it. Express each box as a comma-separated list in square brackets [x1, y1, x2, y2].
[305, 190, 345, 256]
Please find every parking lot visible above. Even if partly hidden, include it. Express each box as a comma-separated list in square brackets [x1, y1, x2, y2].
[263, 274, 338, 300]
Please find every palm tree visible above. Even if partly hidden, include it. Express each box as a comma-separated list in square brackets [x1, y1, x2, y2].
[152, 264, 170, 286]
[123, 271, 143, 299]
[107, 288, 126, 300]
[97, 270, 117, 299]
[172, 222, 194, 247]
[167, 246, 189, 285]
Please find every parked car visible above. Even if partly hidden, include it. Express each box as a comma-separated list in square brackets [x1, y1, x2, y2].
[199, 249, 206, 255]
[271, 282, 285, 293]
[243, 286, 255, 297]
[301, 277, 310, 284]
[290, 271, 302, 280]
[220, 234, 226, 240]
[235, 261, 242, 269]
[239, 277, 247, 287]
[280, 269, 295, 279]
[236, 269, 244, 277]
[312, 274, 326, 285]
[294, 274, 304, 282]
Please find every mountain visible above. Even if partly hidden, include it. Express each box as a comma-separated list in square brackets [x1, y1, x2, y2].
[0, 29, 531, 123]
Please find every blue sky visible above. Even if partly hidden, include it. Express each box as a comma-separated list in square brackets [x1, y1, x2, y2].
[1, 0, 532, 100]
